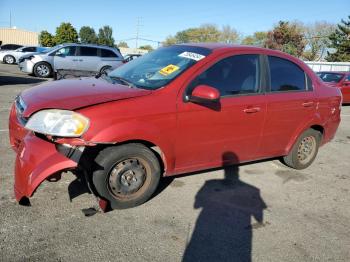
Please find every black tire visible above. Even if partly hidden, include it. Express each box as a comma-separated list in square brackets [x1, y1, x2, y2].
[92, 143, 161, 209]
[33, 62, 52, 78]
[3, 55, 15, 64]
[99, 65, 112, 75]
[282, 129, 322, 170]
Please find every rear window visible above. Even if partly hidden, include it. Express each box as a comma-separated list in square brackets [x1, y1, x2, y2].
[100, 48, 118, 58]
[268, 56, 306, 92]
[79, 47, 98, 56]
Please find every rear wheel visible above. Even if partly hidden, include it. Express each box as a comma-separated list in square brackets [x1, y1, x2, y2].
[34, 62, 52, 78]
[91, 144, 161, 209]
[4, 55, 15, 64]
[99, 65, 112, 75]
[282, 129, 322, 169]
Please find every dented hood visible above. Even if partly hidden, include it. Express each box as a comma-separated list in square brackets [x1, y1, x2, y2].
[21, 77, 152, 117]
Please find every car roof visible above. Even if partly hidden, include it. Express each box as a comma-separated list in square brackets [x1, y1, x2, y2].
[61, 42, 119, 51]
[176, 43, 292, 56]
[318, 71, 349, 74]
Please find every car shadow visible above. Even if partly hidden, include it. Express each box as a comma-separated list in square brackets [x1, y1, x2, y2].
[0, 75, 46, 86]
[182, 152, 267, 262]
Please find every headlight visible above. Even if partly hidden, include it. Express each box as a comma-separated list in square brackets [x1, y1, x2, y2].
[25, 109, 89, 137]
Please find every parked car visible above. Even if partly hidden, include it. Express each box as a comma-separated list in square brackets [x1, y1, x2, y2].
[0, 46, 47, 64]
[123, 53, 142, 63]
[18, 43, 124, 78]
[0, 44, 23, 51]
[9, 44, 341, 210]
[317, 71, 350, 103]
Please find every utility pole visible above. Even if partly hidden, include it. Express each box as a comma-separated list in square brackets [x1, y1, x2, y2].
[135, 17, 142, 49]
[9, 11, 12, 28]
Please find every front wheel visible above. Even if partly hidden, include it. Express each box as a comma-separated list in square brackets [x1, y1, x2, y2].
[4, 55, 15, 64]
[92, 144, 161, 209]
[33, 62, 52, 78]
[282, 129, 322, 170]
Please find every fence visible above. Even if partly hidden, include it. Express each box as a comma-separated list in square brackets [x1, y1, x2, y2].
[305, 61, 350, 72]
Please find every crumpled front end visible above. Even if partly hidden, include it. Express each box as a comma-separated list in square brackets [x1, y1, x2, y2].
[14, 132, 78, 201]
[9, 100, 80, 202]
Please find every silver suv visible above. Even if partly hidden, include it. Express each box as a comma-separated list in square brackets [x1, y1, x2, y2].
[18, 43, 124, 78]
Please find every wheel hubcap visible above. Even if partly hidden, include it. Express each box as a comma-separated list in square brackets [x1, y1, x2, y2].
[108, 158, 146, 198]
[37, 65, 49, 76]
[297, 136, 316, 164]
[5, 56, 13, 63]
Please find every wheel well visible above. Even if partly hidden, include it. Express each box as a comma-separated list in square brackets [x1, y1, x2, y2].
[310, 125, 324, 137]
[85, 140, 166, 176]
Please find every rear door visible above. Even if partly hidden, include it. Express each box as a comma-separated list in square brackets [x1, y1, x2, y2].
[175, 53, 267, 173]
[53, 46, 77, 70]
[75, 46, 100, 72]
[258, 55, 316, 158]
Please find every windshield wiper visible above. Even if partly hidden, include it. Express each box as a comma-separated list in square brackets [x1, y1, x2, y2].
[109, 76, 136, 88]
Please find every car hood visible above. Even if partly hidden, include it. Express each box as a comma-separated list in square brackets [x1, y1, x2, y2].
[21, 77, 152, 117]
[20, 52, 42, 58]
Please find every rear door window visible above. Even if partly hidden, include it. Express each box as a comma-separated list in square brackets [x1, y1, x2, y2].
[268, 56, 306, 92]
[79, 47, 98, 56]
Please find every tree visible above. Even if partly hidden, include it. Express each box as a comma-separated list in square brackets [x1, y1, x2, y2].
[219, 25, 240, 43]
[302, 22, 335, 61]
[79, 26, 98, 44]
[242, 31, 268, 46]
[117, 41, 129, 48]
[139, 45, 153, 51]
[326, 16, 350, 62]
[39, 30, 55, 47]
[54, 22, 78, 44]
[98, 26, 115, 47]
[264, 21, 306, 57]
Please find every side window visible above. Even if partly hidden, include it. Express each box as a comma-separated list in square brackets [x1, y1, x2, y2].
[346, 75, 350, 81]
[268, 56, 306, 92]
[56, 46, 76, 56]
[22, 47, 36, 52]
[100, 48, 118, 58]
[189, 54, 260, 97]
[79, 47, 98, 56]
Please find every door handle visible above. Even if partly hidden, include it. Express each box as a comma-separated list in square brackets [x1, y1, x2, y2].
[302, 101, 314, 107]
[72, 59, 78, 61]
[243, 107, 261, 113]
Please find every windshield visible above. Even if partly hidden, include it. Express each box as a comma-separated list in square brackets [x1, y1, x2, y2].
[317, 72, 344, 83]
[40, 45, 63, 54]
[108, 45, 212, 90]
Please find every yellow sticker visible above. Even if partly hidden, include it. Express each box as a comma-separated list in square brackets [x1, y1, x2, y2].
[159, 64, 180, 76]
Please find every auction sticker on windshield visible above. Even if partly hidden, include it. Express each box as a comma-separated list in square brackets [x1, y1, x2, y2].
[178, 51, 205, 61]
[159, 64, 180, 76]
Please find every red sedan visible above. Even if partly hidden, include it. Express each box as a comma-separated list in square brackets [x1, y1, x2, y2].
[9, 44, 341, 210]
[317, 71, 350, 103]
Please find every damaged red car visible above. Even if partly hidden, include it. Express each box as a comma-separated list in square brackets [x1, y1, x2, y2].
[9, 44, 342, 210]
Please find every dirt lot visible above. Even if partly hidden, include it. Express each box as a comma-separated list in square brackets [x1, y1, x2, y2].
[0, 63, 349, 262]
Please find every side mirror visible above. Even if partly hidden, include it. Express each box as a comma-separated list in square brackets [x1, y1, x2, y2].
[188, 85, 220, 104]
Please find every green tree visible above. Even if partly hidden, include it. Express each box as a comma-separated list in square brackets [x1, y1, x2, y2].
[117, 41, 129, 48]
[242, 31, 268, 46]
[54, 22, 78, 44]
[39, 30, 55, 47]
[139, 45, 153, 51]
[326, 16, 350, 62]
[98, 25, 115, 47]
[79, 26, 98, 44]
[264, 21, 306, 57]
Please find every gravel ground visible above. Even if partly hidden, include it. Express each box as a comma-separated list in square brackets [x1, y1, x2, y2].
[0, 63, 349, 262]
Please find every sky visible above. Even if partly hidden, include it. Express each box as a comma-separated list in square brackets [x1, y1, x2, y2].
[0, 0, 349, 48]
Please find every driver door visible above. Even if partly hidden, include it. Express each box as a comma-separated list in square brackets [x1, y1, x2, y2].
[175, 53, 267, 173]
[53, 46, 77, 71]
